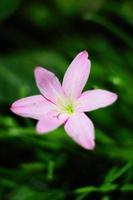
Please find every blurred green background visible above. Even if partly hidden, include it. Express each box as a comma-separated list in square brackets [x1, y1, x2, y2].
[0, 0, 133, 199]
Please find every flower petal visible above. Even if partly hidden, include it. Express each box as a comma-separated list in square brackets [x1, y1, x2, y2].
[64, 113, 95, 150]
[11, 95, 57, 120]
[36, 112, 67, 134]
[62, 51, 91, 100]
[76, 89, 118, 112]
[34, 66, 64, 104]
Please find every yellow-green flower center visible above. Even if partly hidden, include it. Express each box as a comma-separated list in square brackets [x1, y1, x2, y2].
[63, 103, 74, 114]
[56, 97, 75, 116]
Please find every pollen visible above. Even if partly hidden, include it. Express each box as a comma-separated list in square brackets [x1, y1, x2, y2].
[57, 97, 75, 115]
[65, 103, 74, 114]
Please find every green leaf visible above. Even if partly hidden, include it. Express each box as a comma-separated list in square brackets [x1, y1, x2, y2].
[102, 196, 110, 200]
[100, 183, 118, 192]
[104, 162, 132, 183]
[121, 184, 133, 191]
[75, 186, 98, 194]
[84, 14, 133, 48]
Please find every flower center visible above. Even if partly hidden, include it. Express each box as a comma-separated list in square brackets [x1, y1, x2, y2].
[56, 97, 75, 116]
[64, 103, 74, 114]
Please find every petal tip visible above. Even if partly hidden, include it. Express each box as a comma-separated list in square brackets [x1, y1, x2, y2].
[84, 139, 95, 150]
[34, 66, 43, 75]
[111, 92, 118, 103]
[79, 50, 88, 58]
[10, 105, 14, 113]
[10, 103, 18, 114]
[10, 102, 17, 113]
[10, 105, 19, 115]
[36, 124, 44, 134]
[89, 139, 95, 150]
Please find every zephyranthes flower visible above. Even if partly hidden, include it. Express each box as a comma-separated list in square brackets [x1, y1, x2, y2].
[11, 51, 118, 150]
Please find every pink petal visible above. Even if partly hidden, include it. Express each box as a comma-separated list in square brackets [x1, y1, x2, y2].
[76, 89, 118, 112]
[11, 95, 57, 120]
[64, 113, 95, 150]
[36, 112, 68, 134]
[34, 67, 64, 104]
[62, 51, 91, 100]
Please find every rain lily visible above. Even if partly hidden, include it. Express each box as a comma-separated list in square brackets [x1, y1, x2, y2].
[11, 51, 118, 150]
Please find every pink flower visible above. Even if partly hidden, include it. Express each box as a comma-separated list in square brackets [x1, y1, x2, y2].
[11, 51, 118, 150]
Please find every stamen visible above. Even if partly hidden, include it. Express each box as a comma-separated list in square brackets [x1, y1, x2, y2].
[57, 98, 75, 115]
[65, 104, 74, 114]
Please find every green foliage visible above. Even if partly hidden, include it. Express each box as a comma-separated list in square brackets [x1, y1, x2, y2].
[0, 0, 133, 199]
[0, 0, 22, 23]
